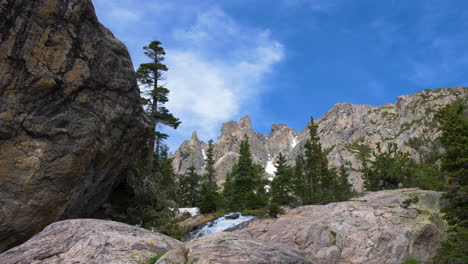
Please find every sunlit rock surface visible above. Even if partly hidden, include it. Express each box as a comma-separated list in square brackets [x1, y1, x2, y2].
[0, 0, 150, 251]
[172, 87, 467, 191]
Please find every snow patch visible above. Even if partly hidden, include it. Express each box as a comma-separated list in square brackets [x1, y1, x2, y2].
[291, 136, 298, 148]
[178, 207, 201, 217]
[265, 160, 276, 175]
[202, 149, 207, 160]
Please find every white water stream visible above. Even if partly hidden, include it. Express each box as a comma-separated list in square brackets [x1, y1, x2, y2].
[186, 213, 255, 240]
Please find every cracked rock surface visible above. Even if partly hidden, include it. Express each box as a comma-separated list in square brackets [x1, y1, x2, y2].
[234, 189, 446, 264]
[0, 0, 150, 252]
[0, 219, 182, 264]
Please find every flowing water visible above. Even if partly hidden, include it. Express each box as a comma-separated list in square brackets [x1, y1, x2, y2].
[185, 213, 255, 241]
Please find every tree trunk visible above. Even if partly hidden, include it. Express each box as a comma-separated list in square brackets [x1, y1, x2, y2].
[144, 64, 159, 179]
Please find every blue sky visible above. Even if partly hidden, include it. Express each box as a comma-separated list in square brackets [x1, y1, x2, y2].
[93, 0, 468, 151]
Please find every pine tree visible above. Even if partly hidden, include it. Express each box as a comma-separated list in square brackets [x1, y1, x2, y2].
[335, 165, 354, 201]
[199, 140, 222, 213]
[303, 117, 329, 204]
[270, 153, 294, 205]
[292, 155, 306, 205]
[154, 145, 177, 202]
[137, 41, 181, 179]
[433, 101, 468, 264]
[177, 166, 201, 207]
[225, 135, 266, 210]
[363, 142, 413, 191]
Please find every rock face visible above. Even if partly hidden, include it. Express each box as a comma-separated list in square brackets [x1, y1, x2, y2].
[172, 115, 299, 181]
[158, 189, 446, 264]
[157, 232, 311, 264]
[172, 87, 467, 189]
[0, 219, 183, 264]
[236, 188, 446, 264]
[0, 0, 150, 252]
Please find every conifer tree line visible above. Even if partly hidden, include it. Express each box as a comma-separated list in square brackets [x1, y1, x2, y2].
[176, 117, 355, 215]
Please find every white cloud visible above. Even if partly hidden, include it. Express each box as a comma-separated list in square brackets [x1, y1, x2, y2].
[164, 7, 284, 143]
[280, 0, 337, 11]
[110, 7, 140, 21]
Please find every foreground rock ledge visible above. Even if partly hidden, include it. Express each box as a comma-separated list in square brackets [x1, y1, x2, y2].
[0, 0, 150, 251]
[159, 189, 446, 264]
[0, 189, 446, 264]
[235, 188, 446, 264]
[0, 219, 183, 264]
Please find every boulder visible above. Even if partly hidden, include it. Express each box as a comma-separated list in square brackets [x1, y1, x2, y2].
[0, 0, 150, 251]
[224, 212, 240, 219]
[156, 232, 311, 264]
[236, 188, 447, 264]
[0, 219, 183, 264]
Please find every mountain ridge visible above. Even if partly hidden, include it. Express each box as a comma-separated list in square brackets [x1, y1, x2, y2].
[172, 87, 467, 191]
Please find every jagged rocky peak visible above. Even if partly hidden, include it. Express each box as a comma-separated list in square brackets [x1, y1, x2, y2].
[172, 130, 207, 175]
[173, 87, 467, 189]
[220, 115, 253, 138]
[239, 115, 253, 129]
[267, 123, 299, 159]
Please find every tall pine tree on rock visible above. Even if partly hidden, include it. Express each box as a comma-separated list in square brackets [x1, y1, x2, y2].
[199, 140, 222, 213]
[136, 41, 181, 179]
[433, 101, 468, 264]
[270, 153, 294, 205]
[224, 135, 266, 210]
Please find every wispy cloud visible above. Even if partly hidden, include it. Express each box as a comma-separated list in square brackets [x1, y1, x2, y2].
[163, 7, 284, 145]
[110, 7, 140, 21]
[280, 0, 338, 11]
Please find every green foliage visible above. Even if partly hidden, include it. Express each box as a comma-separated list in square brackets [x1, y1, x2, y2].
[198, 140, 223, 213]
[137, 40, 180, 178]
[433, 225, 468, 264]
[241, 208, 268, 218]
[267, 202, 283, 218]
[401, 259, 420, 264]
[128, 140, 182, 239]
[303, 117, 331, 204]
[292, 156, 306, 204]
[223, 135, 268, 210]
[270, 153, 294, 205]
[401, 196, 419, 209]
[362, 143, 413, 191]
[335, 165, 355, 201]
[329, 230, 337, 245]
[177, 166, 201, 207]
[433, 101, 468, 263]
[139, 250, 167, 264]
[292, 117, 355, 205]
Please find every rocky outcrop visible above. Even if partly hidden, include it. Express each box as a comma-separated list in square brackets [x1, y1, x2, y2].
[236, 188, 446, 264]
[158, 189, 446, 264]
[172, 87, 467, 189]
[0, 190, 446, 263]
[0, 219, 182, 264]
[172, 131, 207, 175]
[157, 232, 311, 264]
[0, 0, 150, 252]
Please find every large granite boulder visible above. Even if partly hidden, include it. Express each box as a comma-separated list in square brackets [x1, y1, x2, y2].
[236, 188, 446, 264]
[0, 0, 150, 252]
[0, 219, 183, 264]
